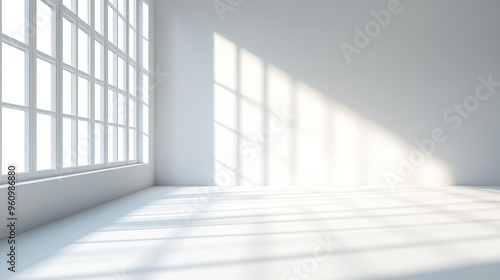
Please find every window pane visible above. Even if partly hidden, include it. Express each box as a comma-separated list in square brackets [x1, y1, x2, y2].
[129, 65, 136, 95]
[129, 28, 136, 60]
[118, 0, 126, 16]
[37, 114, 54, 170]
[63, 118, 75, 168]
[78, 77, 89, 118]
[2, 108, 26, 173]
[108, 126, 117, 162]
[108, 7, 116, 45]
[95, 41, 103, 80]
[108, 90, 116, 123]
[129, 98, 136, 127]
[78, 0, 89, 24]
[142, 72, 149, 104]
[108, 50, 116, 86]
[78, 29, 89, 73]
[95, 84, 103, 121]
[118, 93, 126, 125]
[78, 120, 89, 166]
[118, 56, 125, 90]
[94, 123, 104, 164]
[129, 129, 136, 160]
[63, 18, 74, 66]
[143, 1, 149, 39]
[37, 58, 54, 111]
[63, 0, 75, 12]
[63, 70, 75, 115]
[143, 39, 149, 70]
[118, 17, 126, 52]
[129, 0, 136, 27]
[118, 126, 125, 161]
[37, 0, 54, 56]
[2, 0, 25, 43]
[95, 0, 103, 34]
[143, 104, 149, 134]
[143, 134, 149, 163]
[2, 43, 26, 106]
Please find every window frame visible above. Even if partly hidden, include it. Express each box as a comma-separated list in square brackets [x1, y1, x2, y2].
[0, 0, 149, 184]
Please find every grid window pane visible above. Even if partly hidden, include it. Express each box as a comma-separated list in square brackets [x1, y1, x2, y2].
[129, 98, 136, 127]
[95, 41, 103, 80]
[143, 1, 149, 39]
[118, 0, 126, 16]
[143, 134, 149, 163]
[143, 39, 149, 70]
[118, 16, 126, 52]
[129, 129, 136, 161]
[94, 123, 104, 164]
[37, 58, 54, 111]
[2, 0, 26, 43]
[37, 0, 54, 56]
[2, 43, 26, 106]
[129, 0, 136, 27]
[78, 29, 89, 73]
[143, 72, 149, 104]
[143, 104, 149, 134]
[129, 65, 136, 95]
[63, 0, 75, 12]
[78, 0, 89, 24]
[78, 120, 89, 166]
[108, 90, 116, 123]
[2, 108, 26, 173]
[118, 127, 125, 161]
[118, 93, 126, 125]
[63, 70, 75, 115]
[118, 56, 125, 90]
[37, 113, 54, 171]
[63, 118, 76, 168]
[108, 7, 116, 45]
[95, 84, 103, 121]
[78, 77, 89, 118]
[108, 50, 116, 86]
[95, 0, 103, 34]
[63, 18, 75, 66]
[129, 28, 136, 60]
[108, 126, 117, 162]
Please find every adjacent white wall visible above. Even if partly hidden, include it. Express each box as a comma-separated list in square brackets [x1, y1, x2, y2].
[155, 0, 500, 186]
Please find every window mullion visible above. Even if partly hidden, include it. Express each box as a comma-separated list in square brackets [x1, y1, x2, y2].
[29, 0, 36, 176]
[56, 0, 63, 174]
[103, 0, 109, 166]
[0, 1, 3, 177]
[90, 0, 95, 167]
[137, 0, 143, 163]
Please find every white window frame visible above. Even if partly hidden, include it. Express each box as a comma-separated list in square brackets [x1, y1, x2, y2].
[0, 0, 150, 184]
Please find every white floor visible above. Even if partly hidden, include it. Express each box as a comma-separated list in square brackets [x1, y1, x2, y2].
[2, 185, 500, 280]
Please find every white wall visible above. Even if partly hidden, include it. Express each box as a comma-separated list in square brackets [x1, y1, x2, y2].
[155, 0, 500, 186]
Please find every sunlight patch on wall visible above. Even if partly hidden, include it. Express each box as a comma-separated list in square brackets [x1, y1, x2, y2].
[213, 32, 452, 186]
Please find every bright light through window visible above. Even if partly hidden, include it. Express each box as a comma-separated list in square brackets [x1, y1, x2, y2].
[0, 0, 150, 182]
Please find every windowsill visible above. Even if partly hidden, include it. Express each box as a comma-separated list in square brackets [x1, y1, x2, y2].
[0, 163, 150, 189]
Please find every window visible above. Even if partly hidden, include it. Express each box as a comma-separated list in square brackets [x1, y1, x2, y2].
[0, 0, 151, 183]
